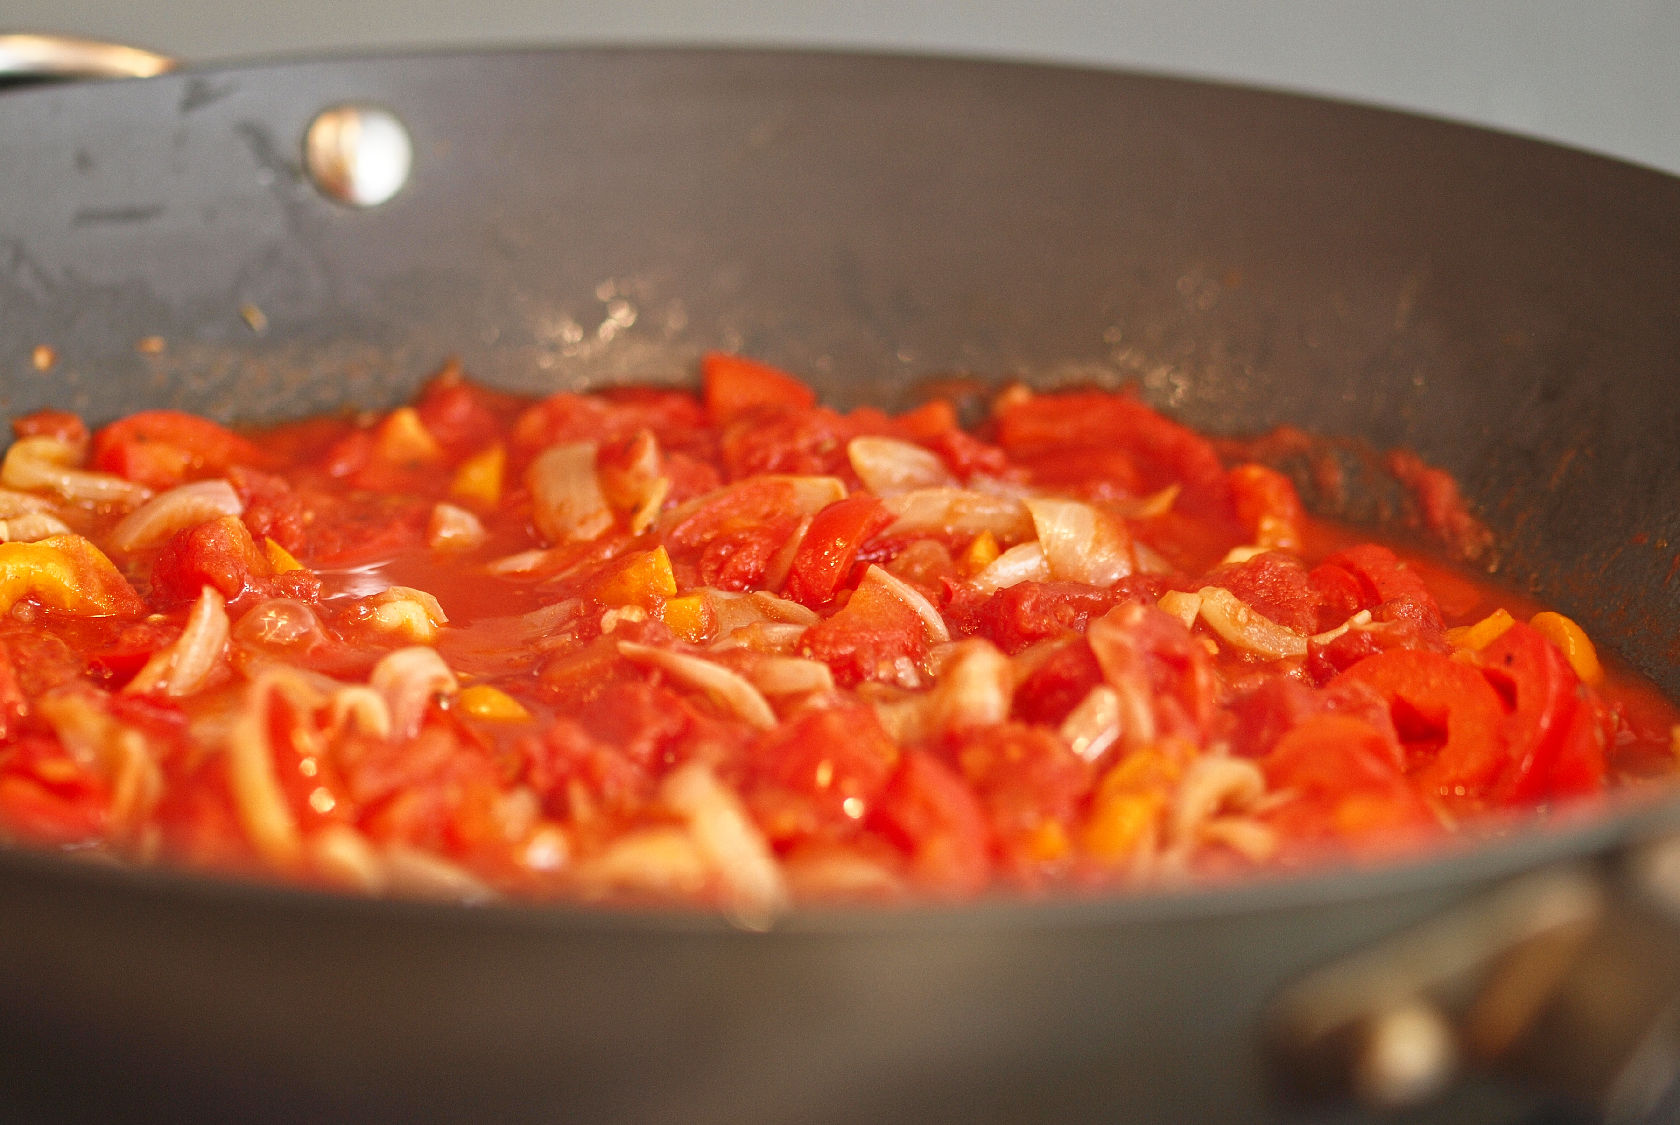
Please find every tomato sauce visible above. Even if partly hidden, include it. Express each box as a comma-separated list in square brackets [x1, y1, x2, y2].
[0, 352, 1673, 912]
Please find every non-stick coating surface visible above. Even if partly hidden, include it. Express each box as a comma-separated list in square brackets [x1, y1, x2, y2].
[0, 49, 1677, 1124]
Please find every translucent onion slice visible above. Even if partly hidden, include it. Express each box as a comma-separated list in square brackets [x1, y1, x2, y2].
[1024, 497, 1135, 587]
[706, 589, 821, 635]
[125, 585, 229, 696]
[847, 436, 956, 494]
[1311, 608, 1374, 646]
[1086, 610, 1161, 748]
[617, 641, 777, 730]
[364, 586, 449, 644]
[427, 502, 487, 550]
[382, 844, 496, 903]
[858, 564, 950, 643]
[0, 512, 72, 543]
[927, 639, 1012, 733]
[968, 541, 1050, 595]
[1171, 755, 1268, 846]
[109, 479, 244, 553]
[0, 488, 54, 519]
[881, 488, 1033, 540]
[662, 761, 789, 929]
[660, 476, 847, 536]
[225, 671, 312, 868]
[1115, 484, 1181, 521]
[1195, 586, 1308, 659]
[369, 646, 459, 739]
[736, 654, 836, 697]
[2, 435, 152, 508]
[527, 441, 613, 545]
[1059, 684, 1122, 762]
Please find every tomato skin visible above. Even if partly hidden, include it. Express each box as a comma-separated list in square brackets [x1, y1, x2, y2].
[92, 410, 262, 489]
[1206, 551, 1318, 634]
[1479, 622, 1605, 804]
[702, 353, 816, 421]
[798, 581, 929, 687]
[743, 703, 900, 846]
[995, 390, 1228, 503]
[949, 721, 1092, 879]
[0, 735, 109, 846]
[1316, 545, 1445, 635]
[1263, 716, 1434, 848]
[150, 514, 321, 608]
[869, 751, 991, 897]
[782, 495, 893, 608]
[947, 579, 1160, 655]
[1335, 648, 1506, 800]
[1227, 463, 1304, 539]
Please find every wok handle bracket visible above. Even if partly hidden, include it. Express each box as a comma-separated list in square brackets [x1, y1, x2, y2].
[1266, 828, 1680, 1122]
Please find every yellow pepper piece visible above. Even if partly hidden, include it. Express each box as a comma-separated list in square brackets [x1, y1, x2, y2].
[1081, 791, 1162, 862]
[374, 406, 442, 464]
[1445, 607, 1516, 652]
[960, 530, 1000, 576]
[265, 537, 304, 573]
[450, 444, 506, 510]
[660, 593, 715, 644]
[593, 547, 677, 611]
[1529, 611, 1604, 685]
[1026, 819, 1071, 863]
[0, 534, 143, 616]
[457, 684, 532, 722]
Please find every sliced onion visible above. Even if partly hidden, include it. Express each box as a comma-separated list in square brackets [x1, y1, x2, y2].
[427, 502, 487, 550]
[1171, 754, 1267, 845]
[1311, 608, 1373, 646]
[662, 761, 788, 929]
[527, 441, 613, 545]
[1195, 586, 1307, 659]
[363, 585, 449, 643]
[881, 488, 1033, 540]
[1059, 684, 1122, 762]
[736, 654, 836, 696]
[660, 475, 847, 537]
[968, 541, 1049, 595]
[759, 513, 811, 593]
[109, 479, 244, 553]
[1024, 497, 1134, 587]
[232, 598, 330, 654]
[706, 589, 820, 635]
[617, 641, 777, 730]
[927, 639, 1012, 734]
[369, 646, 459, 739]
[847, 436, 956, 494]
[125, 585, 229, 697]
[0, 512, 72, 543]
[1086, 609, 1161, 748]
[0, 488, 53, 519]
[322, 685, 392, 741]
[382, 844, 497, 903]
[225, 670, 312, 868]
[858, 564, 950, 643]
[2, 435, 152, 508]
[575, 826, 710, 898]
[1115, 484, 1181, 520]
[1157, 590, 1203, 630]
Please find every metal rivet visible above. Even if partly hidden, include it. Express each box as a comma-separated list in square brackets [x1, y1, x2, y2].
[304, 104, 412, 208]
[1354, 1001, 1460, 1110]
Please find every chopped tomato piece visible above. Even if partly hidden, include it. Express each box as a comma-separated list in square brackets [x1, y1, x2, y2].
[91, 410, 262, 489]
[869, 751, 991, 897]
[701, 352, 816, 421]
[1478, 622, 1605, 804]
[783, 495, 892, 607]
[798, 581, 929, 686]
[1336, 648, 1506, 801]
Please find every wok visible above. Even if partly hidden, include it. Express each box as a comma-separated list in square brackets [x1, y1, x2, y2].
[0, 46, 1678, 1125]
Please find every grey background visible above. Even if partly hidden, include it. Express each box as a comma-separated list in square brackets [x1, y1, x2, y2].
[7, 0, 1679, 175]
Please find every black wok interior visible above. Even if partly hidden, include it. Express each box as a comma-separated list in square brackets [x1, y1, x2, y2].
[0, 49, 1676, 1124]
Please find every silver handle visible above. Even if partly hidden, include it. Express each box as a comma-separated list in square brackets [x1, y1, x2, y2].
[0, 33, 174, 82]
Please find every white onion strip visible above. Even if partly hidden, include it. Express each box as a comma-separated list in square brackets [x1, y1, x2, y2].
[2, 435, 152, 508]
[968, 542, 1050, 595]
[527, 442, 613, 545]
[617, 641, 777, 730]
[859, 564, 950, 642]
[847, 436, 956, 494]
[1195, 586, 1308, 659]
[1024, 497, 1134, 587]
[124, 585, 229, 697]
[662, 761, 788, 929]
[881, 488, 1033, 540]
[110, 479, 244, 553]
[369, 646, 459, 739]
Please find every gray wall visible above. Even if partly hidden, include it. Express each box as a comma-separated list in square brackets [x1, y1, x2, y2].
[8, 1, 1679, 174]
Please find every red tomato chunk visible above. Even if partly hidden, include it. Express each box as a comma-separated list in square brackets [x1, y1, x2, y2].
[0, 355, 1669, 914]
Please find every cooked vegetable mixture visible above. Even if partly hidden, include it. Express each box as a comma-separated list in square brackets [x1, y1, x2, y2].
[0, 353, 1672, 916]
